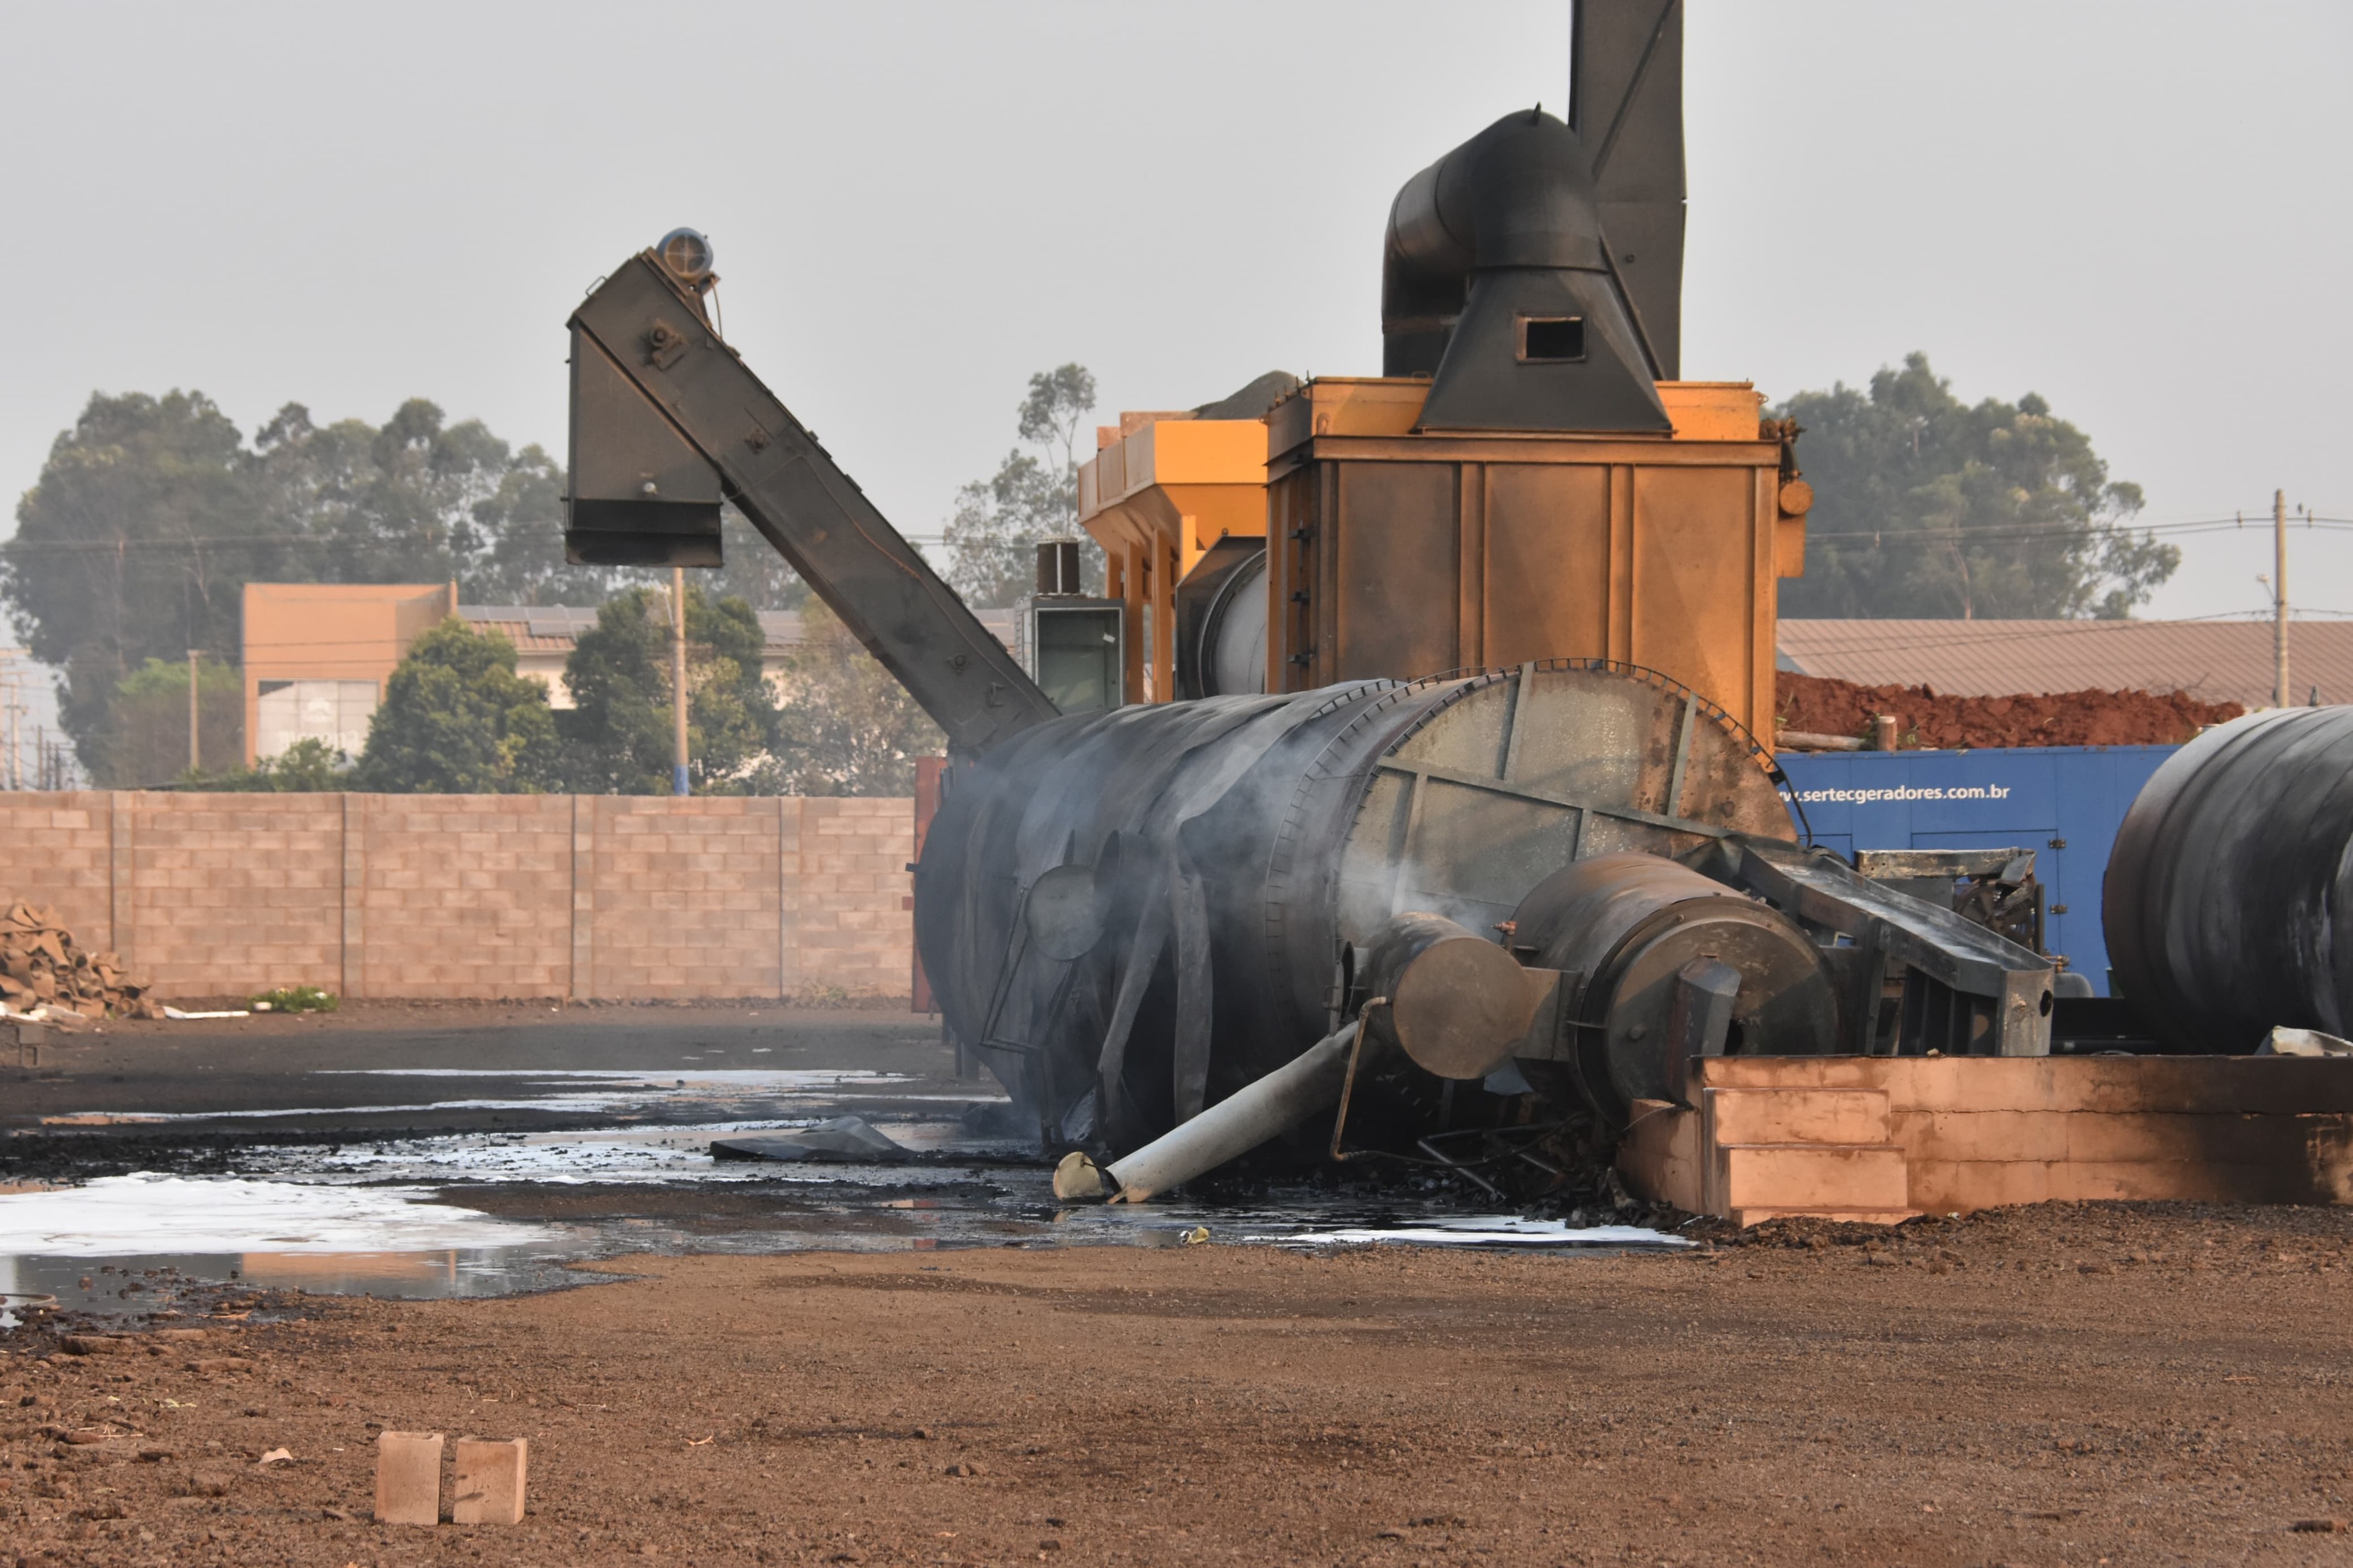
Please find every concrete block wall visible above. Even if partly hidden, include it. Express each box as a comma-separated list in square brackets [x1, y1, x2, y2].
[1617, 1053, 2353, 1222]
[0, 796, 115, 950]
[0, 792, 915, 1001]
[130, 795, 344, 993]
[359, 796, 575, 999]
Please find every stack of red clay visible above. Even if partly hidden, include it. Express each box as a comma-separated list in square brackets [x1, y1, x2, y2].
[0, 901, 163, 1019]
[1775, 670, 2243, 750]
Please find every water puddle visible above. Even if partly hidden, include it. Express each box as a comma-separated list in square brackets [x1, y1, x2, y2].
[4, 1064, 1687, 1324]
[0, 1173, 559, 1255]
[0, 1173, 591, 1325]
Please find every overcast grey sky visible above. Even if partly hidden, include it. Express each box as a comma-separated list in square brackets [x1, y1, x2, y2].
[4, 0, 2348, 739]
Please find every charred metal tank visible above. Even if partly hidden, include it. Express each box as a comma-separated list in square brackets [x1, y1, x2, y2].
[922, 657, 2055, 1159]
[919, 661, 1797, 1149]
[2105, 707, 2353, 1052]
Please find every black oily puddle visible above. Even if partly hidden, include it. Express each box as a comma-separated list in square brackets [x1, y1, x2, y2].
[3, 1113, 1689, 1325]
[0, 1167, 1171, 1330]
[1, 1170, 1686, 1328]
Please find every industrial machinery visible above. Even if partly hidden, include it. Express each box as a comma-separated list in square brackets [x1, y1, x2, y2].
[563, 1, 2056, 1197]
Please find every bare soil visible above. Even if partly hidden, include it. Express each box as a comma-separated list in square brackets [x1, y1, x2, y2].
[1775, 670, 2243, 750]
[8, 1200, 2353, 1565]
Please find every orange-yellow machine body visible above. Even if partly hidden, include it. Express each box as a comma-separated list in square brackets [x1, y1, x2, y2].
[1076, 378, 1809, 741]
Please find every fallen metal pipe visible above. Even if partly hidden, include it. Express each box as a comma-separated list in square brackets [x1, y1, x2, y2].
[1054, 1022, 1360, 1204]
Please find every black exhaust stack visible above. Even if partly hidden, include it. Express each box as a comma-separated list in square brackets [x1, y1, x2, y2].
[1571, 0, 1686, 381]
[1379, 0, 1684, 433]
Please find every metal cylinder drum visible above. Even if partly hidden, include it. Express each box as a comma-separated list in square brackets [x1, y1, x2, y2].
[914, 662, 1793, 1150]
[1510, 852, 1839, 1116]
[1359, 911, 1543, 1081]
[1199, 551, 1267, 697]
[2104, 707, 2353, 1051]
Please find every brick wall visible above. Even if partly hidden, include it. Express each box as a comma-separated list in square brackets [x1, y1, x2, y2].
[0, 792, 914, 1001]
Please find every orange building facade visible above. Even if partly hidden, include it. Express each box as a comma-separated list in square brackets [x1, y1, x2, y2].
[240, 583, 455, 765]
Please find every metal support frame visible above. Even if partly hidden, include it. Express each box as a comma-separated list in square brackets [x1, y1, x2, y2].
[568, 255, 1059, 753]
[1726, 838, 2055, 1057]
[1373, 756, 1736, 844]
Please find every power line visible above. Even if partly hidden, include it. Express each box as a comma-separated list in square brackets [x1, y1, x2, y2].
[1807, 510, 2353, 548]
[0, 532, 957, 556]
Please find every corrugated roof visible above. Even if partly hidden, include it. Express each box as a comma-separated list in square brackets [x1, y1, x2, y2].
[455, 610, 577, 654]
[1777, 618, 2353, 707]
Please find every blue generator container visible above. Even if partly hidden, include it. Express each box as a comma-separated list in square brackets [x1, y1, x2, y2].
[1774, 746, 2179, 997]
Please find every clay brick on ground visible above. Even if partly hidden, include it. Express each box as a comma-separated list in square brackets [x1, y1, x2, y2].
[452, 1436, 528, 1525]
[374, 1429, 443, 1526]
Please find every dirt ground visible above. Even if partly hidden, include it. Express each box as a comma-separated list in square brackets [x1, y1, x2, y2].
[7, 1201, 2353, 1567]
[1774, 670, 2241, 750]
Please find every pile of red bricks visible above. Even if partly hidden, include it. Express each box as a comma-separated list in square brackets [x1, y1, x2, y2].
[0, 900, 161, 1019]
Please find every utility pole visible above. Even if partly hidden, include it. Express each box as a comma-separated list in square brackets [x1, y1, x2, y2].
[2275, 489, 2290, 709]
[188, 649, 202, 774]
[0, 648, 19, 790]
[671, 566, 690, 796]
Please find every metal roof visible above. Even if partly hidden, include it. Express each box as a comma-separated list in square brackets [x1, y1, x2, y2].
[1776, 618, 2353, 707]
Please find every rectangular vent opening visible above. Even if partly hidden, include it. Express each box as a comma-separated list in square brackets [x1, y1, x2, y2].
[1519, 316, 1586, 363]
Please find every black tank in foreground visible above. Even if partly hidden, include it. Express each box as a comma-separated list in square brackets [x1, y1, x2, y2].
[2105, 707, 2353, 1052]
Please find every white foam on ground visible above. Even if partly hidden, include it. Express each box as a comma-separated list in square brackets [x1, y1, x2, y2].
[0, 1173, 558, 1256]
[312, 1069, 906, 1084]
[1282, 1216, 1693, 1248]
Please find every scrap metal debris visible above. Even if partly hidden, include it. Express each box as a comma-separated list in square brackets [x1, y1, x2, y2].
[709, 1116, 911, 1163]
[2260, 1027, 2353, 1057]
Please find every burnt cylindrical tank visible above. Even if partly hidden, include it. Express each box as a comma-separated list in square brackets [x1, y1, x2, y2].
[1510, 853, 1839, 1116]
[2104, 707, 2353, 1052]
[914, 662, 1793, 1151]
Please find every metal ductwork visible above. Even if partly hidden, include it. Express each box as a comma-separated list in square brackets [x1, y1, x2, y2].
[1570, 0, 1686, 381]
[567, 322, 726, 567]
[1380, 107, 1671, 433]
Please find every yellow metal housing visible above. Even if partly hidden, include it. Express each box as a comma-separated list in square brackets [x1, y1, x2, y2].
[1077, 414, 1268, 702]
[1076, 379, 1809, 739]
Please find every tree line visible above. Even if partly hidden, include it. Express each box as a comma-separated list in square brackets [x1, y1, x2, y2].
[4, 352, 2173, 788]
[1772, 352, 2174, 620]
[189, 585, 939, 797]
[4, 366, 1104, 791]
